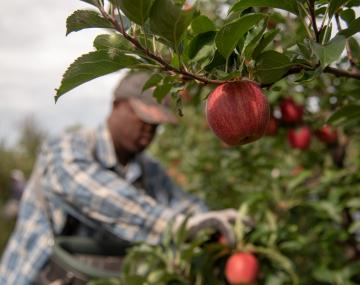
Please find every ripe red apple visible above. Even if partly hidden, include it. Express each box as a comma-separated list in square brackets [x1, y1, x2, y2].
[280, 98, 304, 124]
[315, 125, 338, 145]
[225, 252, 259, 285]
[264, 115, 278, 136]
[287, 126, 312, 150]
[205, 81, 270, 146]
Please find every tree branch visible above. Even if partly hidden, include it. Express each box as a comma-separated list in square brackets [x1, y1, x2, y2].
[307, 0, 320, 42]
[324, 66, 360, 79]
[261, 65, 360, 88]
[98, 5, 233, 86]
[98, 4, 360, 88]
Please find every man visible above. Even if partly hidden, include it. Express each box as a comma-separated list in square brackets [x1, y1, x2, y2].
[0, 72, 237, 285]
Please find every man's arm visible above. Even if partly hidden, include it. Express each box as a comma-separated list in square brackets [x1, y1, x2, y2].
[141, 155, 208, 215]
[42, 134, 179, 245]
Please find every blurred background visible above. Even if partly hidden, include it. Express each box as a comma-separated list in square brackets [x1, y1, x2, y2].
[0, 0, 125, 251]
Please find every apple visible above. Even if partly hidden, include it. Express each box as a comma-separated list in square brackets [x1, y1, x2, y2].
[287, 126, 312, 150]
[205, 81, 270, 146]
[315, 125, 338, 145]
[264, 115, 278, 136]
[280, 98, 304, 124]
[225, 252, 259, 285]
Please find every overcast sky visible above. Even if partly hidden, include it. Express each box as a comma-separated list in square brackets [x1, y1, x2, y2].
[0, 0, 125, 145]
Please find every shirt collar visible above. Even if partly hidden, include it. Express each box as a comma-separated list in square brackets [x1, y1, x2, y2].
[94, 124, 142, 183]
[95, 123, 118, 169]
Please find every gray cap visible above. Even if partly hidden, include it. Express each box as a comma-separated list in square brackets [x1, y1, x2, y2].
[113, 72, 177, 124]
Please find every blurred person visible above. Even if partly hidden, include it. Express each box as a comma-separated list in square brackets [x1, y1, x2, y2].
[2, 169, 26, 219]
[0, 72, 238, 285]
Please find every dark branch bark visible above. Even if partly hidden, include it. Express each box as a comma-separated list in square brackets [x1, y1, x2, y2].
[324, 66, 360, 79]
[308, 0, 320, 42]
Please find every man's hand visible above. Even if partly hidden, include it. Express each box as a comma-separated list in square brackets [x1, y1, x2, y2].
[174, 209, 238, 247]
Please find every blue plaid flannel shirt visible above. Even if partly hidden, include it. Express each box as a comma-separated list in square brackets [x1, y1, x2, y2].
[0, 124, 207, 285]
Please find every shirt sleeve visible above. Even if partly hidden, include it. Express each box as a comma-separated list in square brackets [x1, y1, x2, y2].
[141, 155, 208, 215]
[41, 134, 182, 245]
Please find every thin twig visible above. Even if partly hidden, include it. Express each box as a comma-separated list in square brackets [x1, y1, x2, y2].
[307, 0, 320, 42]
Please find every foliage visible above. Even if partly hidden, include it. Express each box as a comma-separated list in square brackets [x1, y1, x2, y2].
[57, 0, 360, 124]
[55, 0, 360, 284]
[148, 78, 360, 284]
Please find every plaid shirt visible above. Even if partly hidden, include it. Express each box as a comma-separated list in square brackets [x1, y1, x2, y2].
[0, 124, 206, 285]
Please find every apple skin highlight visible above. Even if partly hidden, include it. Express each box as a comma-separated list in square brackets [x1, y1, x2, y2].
[206, 81, 270, 146]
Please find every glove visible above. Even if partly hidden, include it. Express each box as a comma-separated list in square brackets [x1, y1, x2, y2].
[174, 209, 238, 247]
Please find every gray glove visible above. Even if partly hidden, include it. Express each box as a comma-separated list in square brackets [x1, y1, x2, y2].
[174, 209, 238, 246]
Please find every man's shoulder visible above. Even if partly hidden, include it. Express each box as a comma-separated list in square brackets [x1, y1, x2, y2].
[43, 127, 97, 151]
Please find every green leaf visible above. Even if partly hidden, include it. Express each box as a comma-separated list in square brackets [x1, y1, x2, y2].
[93, 34, 132, 51]
[297, 41, 313, 60]
[319, 23, 333, 44]
[153, 77, 173, 102]
[348, 37, 360, 63]
[191, 15, 216, 35]
[230, 0, 298, 15]
[244, 21, 267, 60]
[349, 220, 360, 233]
[149, 0, 194, 48]
[204, 50, 226, 71]
[215, 13, 265, 59]
[327, 105, 360, 125]
[347, 198, 360, 208]
[56, 50, 139, 100]
[287, 170, 312, 190]
[339, 9, 356, 24]
[187, 31, 216, 59]
[338, 17, 360, 38]
[253, 246, 299, 284]
[329, 0, 350, 18]
[142, 73, 163, 91]
[252, 29, 279, 59]
[311, 35, 346, 67]
[110, 0, 156, 25]
[66, 10, 113, 35]
[255, 50, 292, 84]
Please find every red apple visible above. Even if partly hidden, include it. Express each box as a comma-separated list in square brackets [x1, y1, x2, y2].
[280, 98, 304, 124]
[315, 125, 338, 145]
[264, 115, 278, 136]
[287, 126, 312, 150]
[205, 81, 270, 146]
[225, 252, 259, 285]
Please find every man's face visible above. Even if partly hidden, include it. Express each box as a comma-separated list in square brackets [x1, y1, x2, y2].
[109, 100, 158, 154]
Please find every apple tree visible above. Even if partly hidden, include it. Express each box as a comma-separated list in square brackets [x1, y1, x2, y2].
[58, 0, 360, 284]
